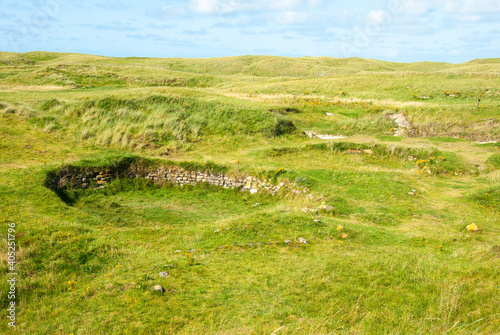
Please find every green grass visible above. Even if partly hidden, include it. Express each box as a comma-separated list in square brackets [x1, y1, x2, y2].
[1, 51, 499, 334]
[486, 153, 500, 169]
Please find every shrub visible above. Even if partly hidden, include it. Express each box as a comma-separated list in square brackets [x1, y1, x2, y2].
[40, 99, 61, 111]
[97, 97, 138, 110]
[271, 118, 296, 137]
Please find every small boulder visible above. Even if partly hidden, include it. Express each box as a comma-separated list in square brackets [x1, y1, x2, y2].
[151, 285, 166, 292]
[159, 272, 169, 277]
[466, 223, 479, 232]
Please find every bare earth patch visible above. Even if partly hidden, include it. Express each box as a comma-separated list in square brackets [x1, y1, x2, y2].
[221, 91, 426, 108]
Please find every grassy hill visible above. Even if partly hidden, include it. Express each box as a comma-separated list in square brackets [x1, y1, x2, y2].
[0, 51, 499, 334]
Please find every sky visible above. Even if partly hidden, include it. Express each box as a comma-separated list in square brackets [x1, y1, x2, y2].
[1, 0, 499, 63]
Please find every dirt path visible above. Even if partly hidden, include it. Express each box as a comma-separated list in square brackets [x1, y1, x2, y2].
[220, 91, 425, 108]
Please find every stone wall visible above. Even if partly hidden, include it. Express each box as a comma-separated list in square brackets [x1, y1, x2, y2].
[46, 165, 307, 197]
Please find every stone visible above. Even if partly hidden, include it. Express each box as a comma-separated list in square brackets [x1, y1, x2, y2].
[318, 204, 334, 212]
[314, 220, 322, 223]
[174, 250, 182, 253]
[298, 237, 308, 244]
[363, 149, 374, 155]
[466, 223, 479, 232]
[214, 229, 220, 233]
[284, 239, 292, 244]
[151, 285, 166, 292]
[159, 272, 169, 277]
[250, 189, 258, 194]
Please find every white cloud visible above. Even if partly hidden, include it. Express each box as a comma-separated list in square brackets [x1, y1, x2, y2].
[268, 0, 300, 10]
[444, 0, 500, 14]
[189, 0, 240, 14]
[392, 0, 432, 16]
[308, 0, 323, 7]
[443, 0, 500, 21]
[189, 0, 322, 15]
[367, 9, 391, 24]
[276, 11, 309, 24]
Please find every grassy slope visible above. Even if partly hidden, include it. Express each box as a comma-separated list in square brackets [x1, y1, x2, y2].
[0, 52, 499, 334]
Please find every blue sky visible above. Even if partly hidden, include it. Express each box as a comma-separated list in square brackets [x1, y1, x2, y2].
[1, 0, 499, 63]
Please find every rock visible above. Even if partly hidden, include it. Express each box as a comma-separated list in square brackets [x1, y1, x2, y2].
[314, 220, 322, 223]
[250, 189, 258, 194]
[466, 223, 479, 232]
[151, 285, 166, 292]
[284, 239, 292, 244]
[305, 131, 317, 138]
[318, 204, 334, 212]
[159, 272, 169, 277]
[317, 134, 346, 140]
[363, 149, 374, 155]
[408, 190, 416, 196]
[298, 237, 307, 244]
[93, 185, 106, 190]
[174, 250, 182, 254]
[214, 229, 220, 233]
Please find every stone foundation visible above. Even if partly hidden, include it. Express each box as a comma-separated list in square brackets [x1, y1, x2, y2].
[46, 165, 307, 197]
